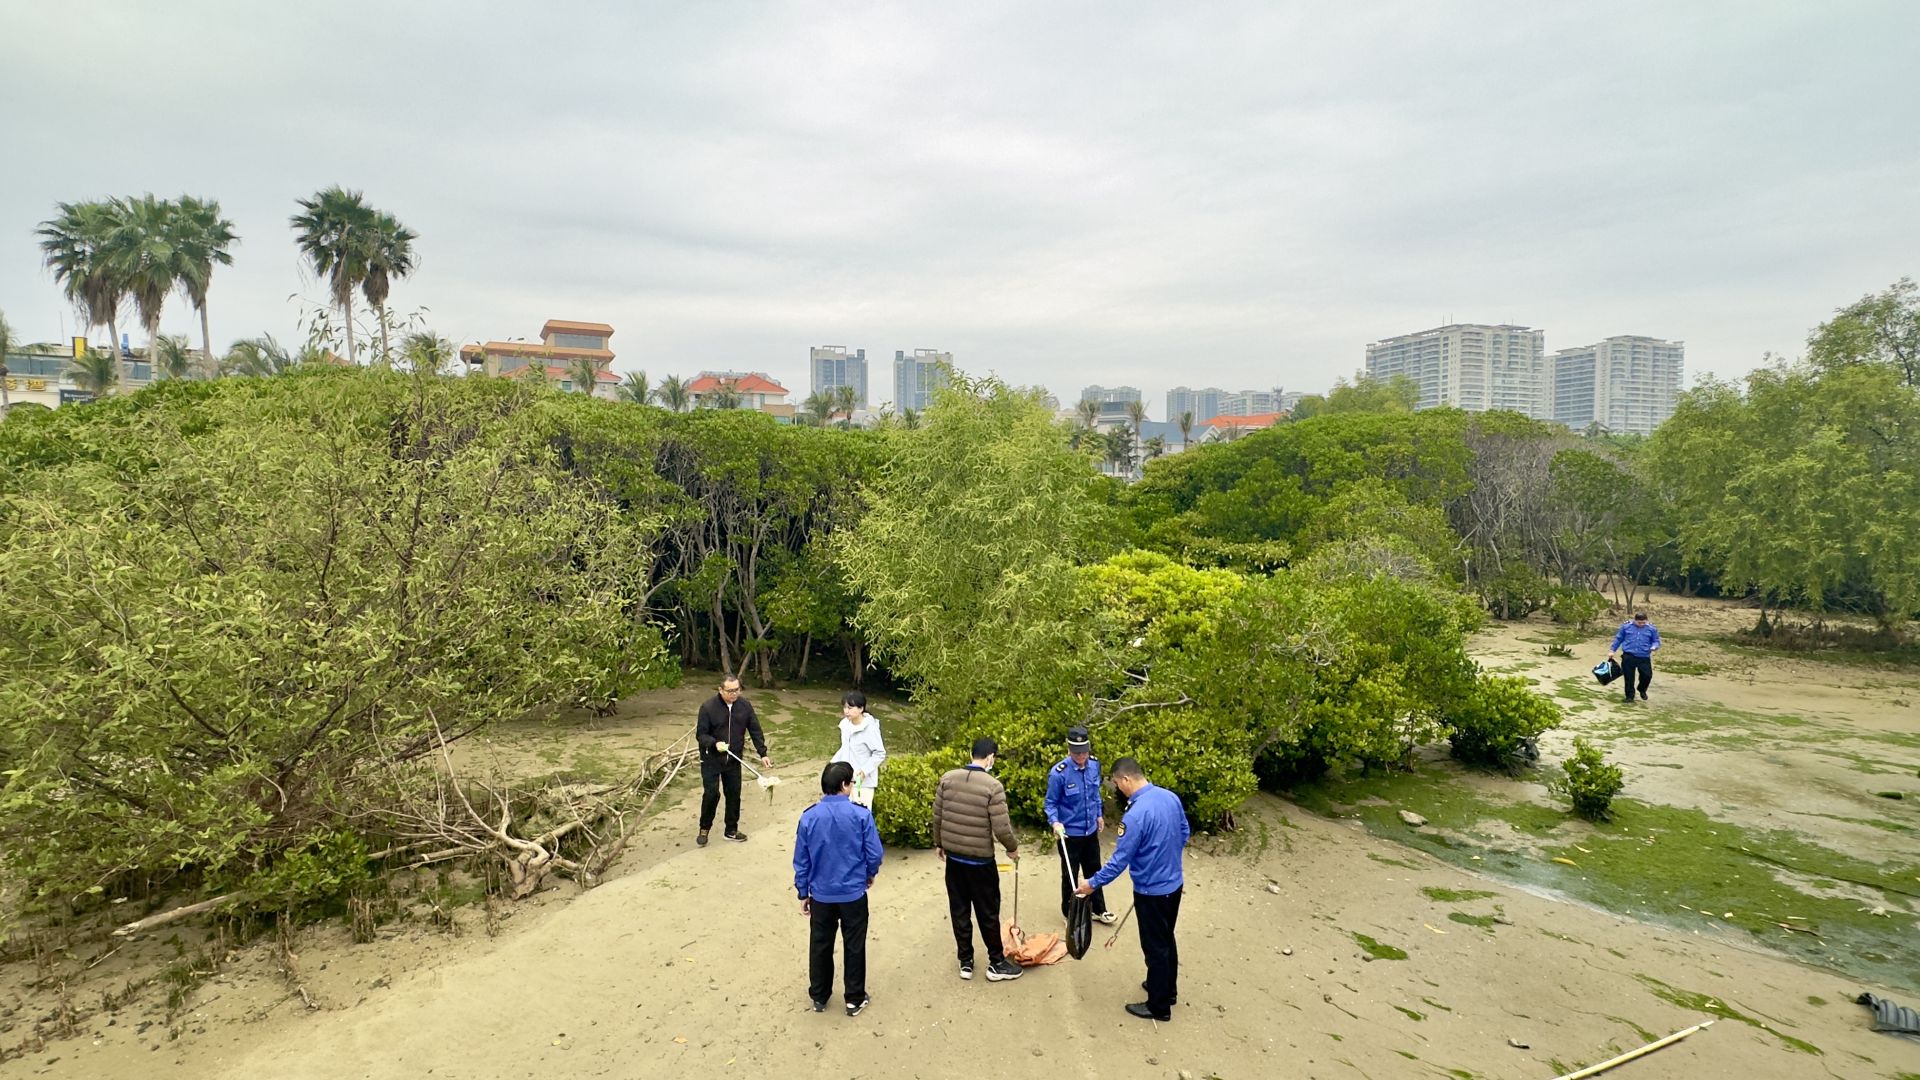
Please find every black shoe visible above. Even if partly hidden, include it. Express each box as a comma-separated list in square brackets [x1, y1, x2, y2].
[1126, 1002, 1171, 1021]
[697, 830, 710, 847]
[846, 995, 870, 1017]
[724, 830, 748, 843]
[985, 958, 1023, 982]
[958, 961, 974, 981]
[1141, 980, 1178, 1005]
[811, 999, 827, 1013]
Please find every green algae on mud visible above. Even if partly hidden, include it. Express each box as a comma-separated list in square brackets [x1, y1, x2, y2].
[1290, 766, 1920, 994]
[1635, 975, 1823, 1055]
[1421, 886, 1497, 902]
[1351, 932, 1408, 960]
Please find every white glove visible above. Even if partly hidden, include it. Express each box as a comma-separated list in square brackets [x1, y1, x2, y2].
[715, 741, 729, 754]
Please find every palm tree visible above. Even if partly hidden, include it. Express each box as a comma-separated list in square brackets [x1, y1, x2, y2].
[361, 210, 418, 367]
[834, 384, 859, 426]
[901, 407, 920, 430]
[401, 332, 452, 376]
[1075, 397, 1100, 429]
[0, 308, 14, 414]
[1102, 426, 1134, 477]
[105, 195, 188, 384]
[1177, 410, 1194, 451]
[653, 374, 691, 412]
[290, 186, 376, 364]
[222, 335, 295, 377]
[570, 356, 601, 394]
[1124, 400, 1148, 477]
[154, 334, 195, 379]
[616, 371, 652, 404]
[1143, 434, 1167, 461]
[172, 195, 237, 367]
[801, 388, 835, 426]
[68, 347, 119, 397]
[38, 200, 129, 387]
[707, 379, 744, 410]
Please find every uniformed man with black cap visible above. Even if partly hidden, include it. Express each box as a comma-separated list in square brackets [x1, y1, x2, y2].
[1076, 757, 1190, 1022]
[1046, 725, 1118, 925]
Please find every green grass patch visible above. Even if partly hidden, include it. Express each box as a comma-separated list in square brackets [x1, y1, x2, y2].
[1352, 932, 1407, 960]
[1421, 886, 1497, 902]
[1636, 975, 1822, 1055]
[1659, 658, 1714, 676]
[1448, 911, 1497, 929]
[1367, 851, 1423, 870]
[1805, 995, 1828, 1007]
[1392, 1004, 1425, 1021]
[1420, 996, 1453, 1013]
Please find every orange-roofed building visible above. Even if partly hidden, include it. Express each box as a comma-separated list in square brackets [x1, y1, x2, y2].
[1195, 410, 1286, 444]
[460, 320, 620, 398]
[687, 370, 795, 421]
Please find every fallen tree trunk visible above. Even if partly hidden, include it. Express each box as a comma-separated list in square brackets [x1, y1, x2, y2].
[114, 893, 248, 938]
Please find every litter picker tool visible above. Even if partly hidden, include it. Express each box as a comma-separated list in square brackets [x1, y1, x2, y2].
[1103, 902, 1136, 949]
[725, 748, 782, 806]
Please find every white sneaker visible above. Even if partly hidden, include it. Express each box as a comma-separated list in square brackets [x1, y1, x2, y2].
[1094, 911, 1119, 925]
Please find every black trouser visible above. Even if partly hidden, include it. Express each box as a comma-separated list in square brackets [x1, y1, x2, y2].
[808, 895, 869, 1006]
[1058, 834, 1109, 917]
[699, 756, 741, 832]
[1620, 653, 1652, 701]
[1136, 887, 1182, 1016]
[944, 859, 1004, 965]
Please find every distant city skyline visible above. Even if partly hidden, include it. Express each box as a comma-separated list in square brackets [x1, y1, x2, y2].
[2, 4, 1913, 410]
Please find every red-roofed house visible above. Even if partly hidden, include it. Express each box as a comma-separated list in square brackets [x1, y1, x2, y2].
[1195, 411, 1286, 444]
[687, 371, 795, 421]
[460, 320, 621, 398]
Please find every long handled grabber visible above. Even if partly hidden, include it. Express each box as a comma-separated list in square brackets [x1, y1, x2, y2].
[1103, 902, 1136, 949]
[725, 748, 782, 806]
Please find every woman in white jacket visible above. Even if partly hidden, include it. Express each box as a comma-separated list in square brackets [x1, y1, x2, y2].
[832, 690, 887, 808]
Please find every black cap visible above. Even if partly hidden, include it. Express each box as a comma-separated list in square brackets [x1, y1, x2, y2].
[1067, 726, 1091, 749]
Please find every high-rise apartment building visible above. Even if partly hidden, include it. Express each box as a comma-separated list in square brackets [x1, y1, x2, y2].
[1166, 386, 1226, 423]
[1364, 323, 1546, 417]
[1082, 385, 1143, 422]
[1547, 336, 1684, 436]
[894, 349, 952, 411]
[810, 346, 868, 408]
[1220, 389, 1284, 417]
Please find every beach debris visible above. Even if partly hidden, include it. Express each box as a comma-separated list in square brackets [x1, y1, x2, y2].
[1399, 810, 1427, 827]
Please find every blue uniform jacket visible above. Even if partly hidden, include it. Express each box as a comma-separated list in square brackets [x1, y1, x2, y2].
[1611, 621, 1661, 656]
[1088, 782, 1190, 897]
[793, 795, 884, 904]
[1044, 755, 1104, 837]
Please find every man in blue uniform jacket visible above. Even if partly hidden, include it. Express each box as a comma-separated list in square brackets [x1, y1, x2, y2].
[1609, 611, 1662, 704]
[1076, 757, 1190, 1022]
[794, 761, 885, 1017]
[1046, 725, 1118, 924]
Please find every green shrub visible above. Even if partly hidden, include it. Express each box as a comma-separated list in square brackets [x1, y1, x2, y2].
[1560, 737, 1625, 821]
[871, 752, 948, 847]
[1093, 706, 1257, 827]
[1478, 563, 1551, 620]
[1447, 675, 1562, 768]
[1548, 587, 1609, 629]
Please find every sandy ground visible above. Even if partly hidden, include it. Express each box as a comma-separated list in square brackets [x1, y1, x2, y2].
[6, 606, 1920, 1079]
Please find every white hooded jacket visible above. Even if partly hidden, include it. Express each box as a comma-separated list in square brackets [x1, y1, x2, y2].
[832, 713, 887, 790]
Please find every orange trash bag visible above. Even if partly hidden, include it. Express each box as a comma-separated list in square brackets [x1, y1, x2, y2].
[1004, 919, 1067, 966]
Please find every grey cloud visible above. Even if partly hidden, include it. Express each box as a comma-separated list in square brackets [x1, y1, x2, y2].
[2, 0, 1916, 409]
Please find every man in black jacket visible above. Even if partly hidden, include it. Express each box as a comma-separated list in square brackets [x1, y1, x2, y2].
[696, 676, 772, 845]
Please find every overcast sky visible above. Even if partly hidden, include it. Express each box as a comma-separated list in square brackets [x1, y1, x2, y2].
[3, 1, 1915, 416]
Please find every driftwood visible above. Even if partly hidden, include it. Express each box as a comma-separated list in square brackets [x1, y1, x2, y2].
[113, 893, 248, 938]
[1550, 1019, 1713, 1080]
